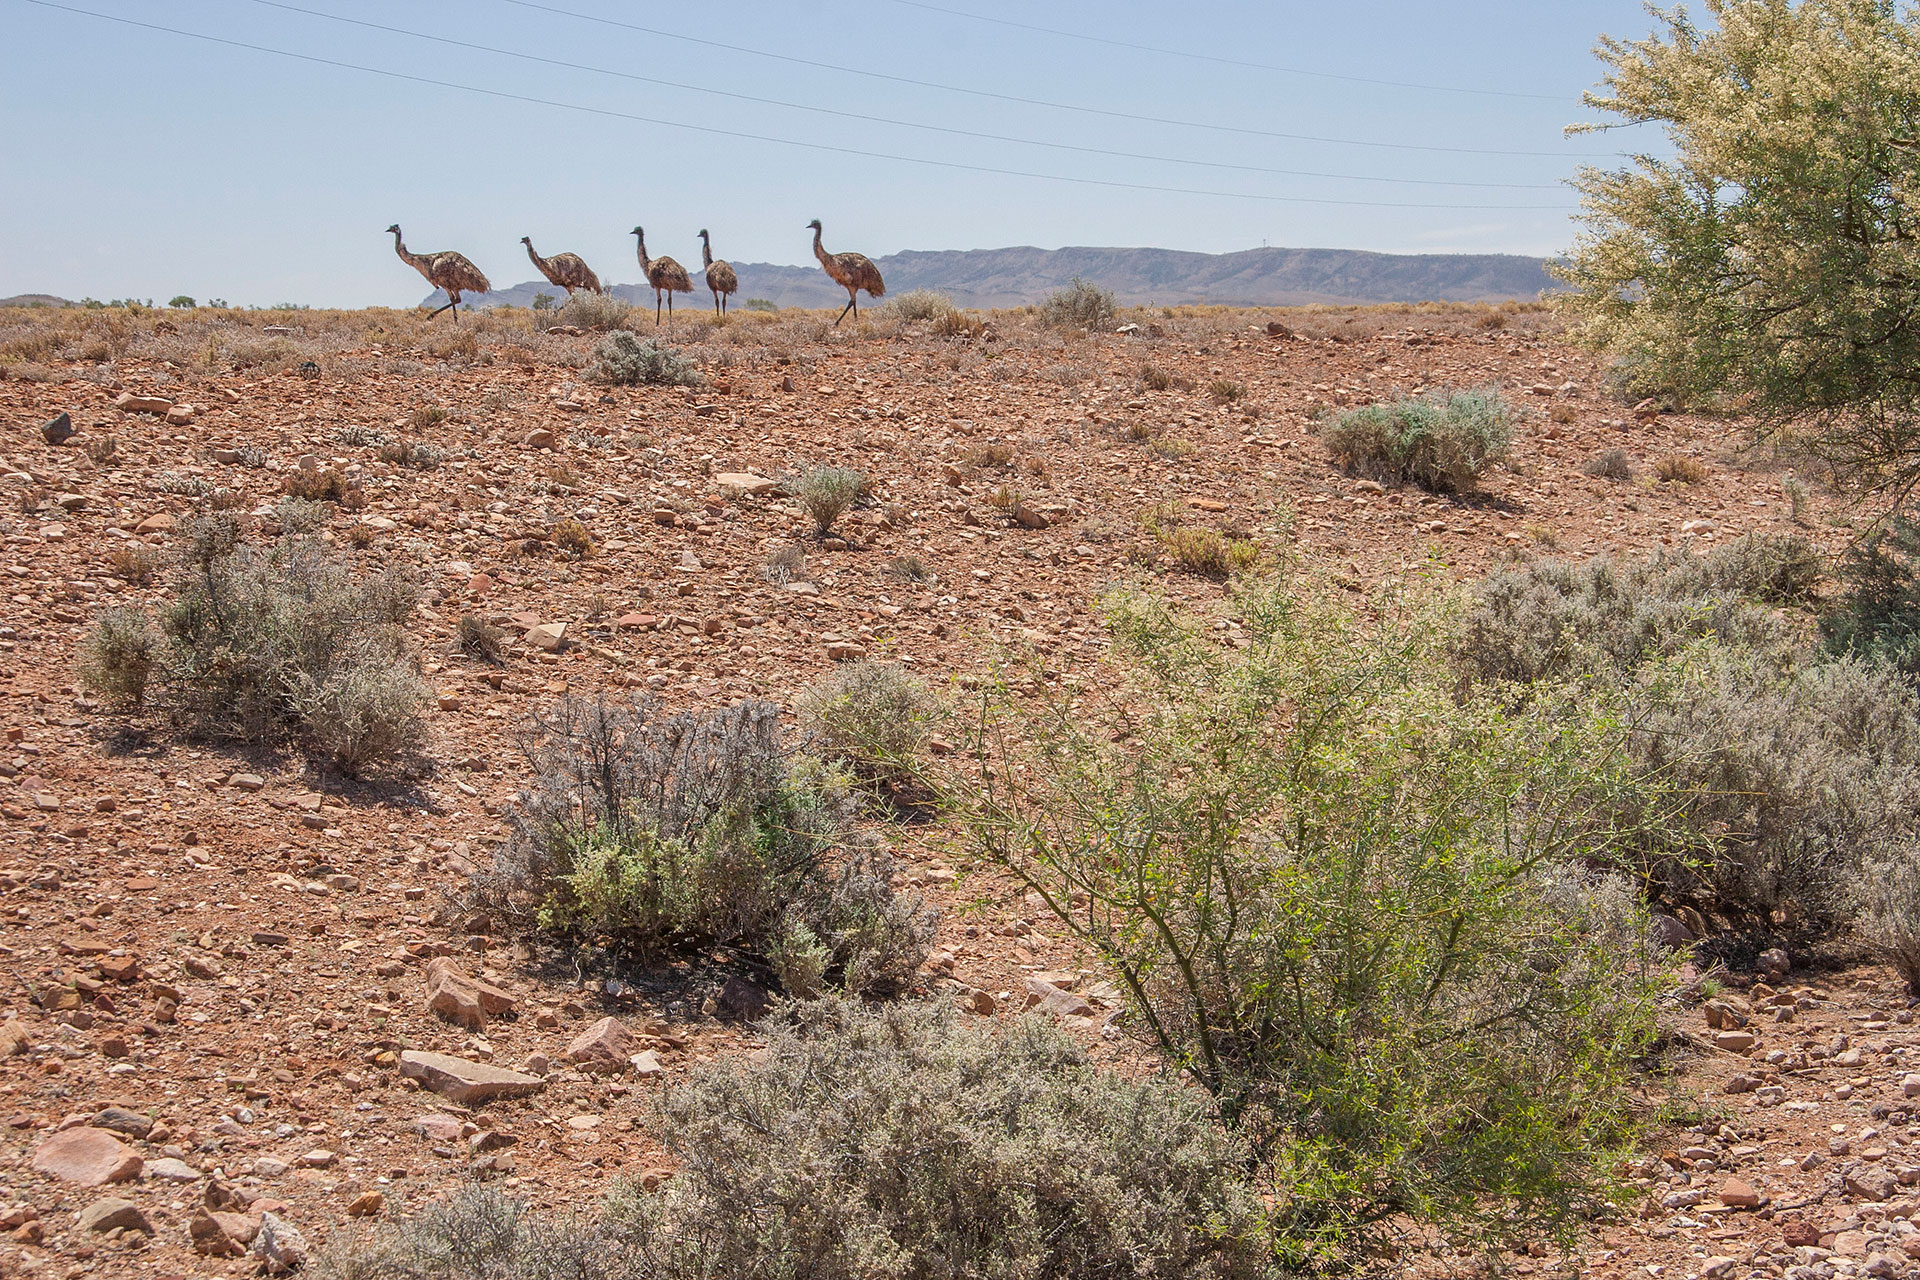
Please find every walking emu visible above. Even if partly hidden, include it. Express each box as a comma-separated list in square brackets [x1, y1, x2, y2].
[697, 229, 738, 316]
[807, 218, 884, 326]
[386, 225, 490, 320]
[632, 227, 692, 326]
[520, 237, 602, 297]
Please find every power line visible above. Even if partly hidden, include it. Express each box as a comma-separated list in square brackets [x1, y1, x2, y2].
[241, 0, 1560, 190]
[21, 0, 1580, 212]
[497, 0, 1615, 160]
[884, 0, 1566, 102]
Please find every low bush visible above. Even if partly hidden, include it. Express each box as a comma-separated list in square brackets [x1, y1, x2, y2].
[1040, 276, 1116, 331]
[954, 581, 1668, 1266]
[283, 465, 362, 506]
[458, 613, 503, 663]
[320, 1001, 1272, 1280]
[886, 289, 955, 322]
[1458, 537, 1817, 685]
[549, 517, 594, 559]
[1860, 844, 1920, 994]
[1822, 511, 1920, 676]
[762, 542, 806, 584]
[78, 527, 427, 773]
[794, 465, 864, 535]
[555, 291, 636, 332]
[469, 697, 934, 994]
[796, 661, 937, 792]
[275, 495, 330, 534]
[1653, 453, 1708, 484]
[1583, 447, 1635, 480]
[1617, 650, 1920, 925]
[1144, 506, 1260, 578]
[376, 439, 444, 469]
[1209, 378, 1247, 404]
[588, 331, 702, 386]
[106, 542, 161, 586]
[78, 607, 159, 705]
[1321, 388, 1514, 492]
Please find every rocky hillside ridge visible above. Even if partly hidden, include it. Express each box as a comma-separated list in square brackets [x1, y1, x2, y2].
[430, 243, 1558, 311]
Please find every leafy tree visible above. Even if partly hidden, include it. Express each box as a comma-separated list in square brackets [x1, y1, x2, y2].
[167, 295, 195, 309]
[1558, 0, 1920, 492]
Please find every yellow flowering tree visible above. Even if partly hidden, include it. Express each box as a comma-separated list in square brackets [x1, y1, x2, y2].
[1559, 0, 1920, 491]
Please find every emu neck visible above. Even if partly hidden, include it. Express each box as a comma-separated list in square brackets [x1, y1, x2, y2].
[811, 227, 830, 268]
[701, 237, 714, 268]
[636, 234, 651, 274]
[525, 242, 546, 274]
[392, 229, 418, 270]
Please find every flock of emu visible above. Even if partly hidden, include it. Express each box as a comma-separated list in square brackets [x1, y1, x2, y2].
[385, 220, 886, 326]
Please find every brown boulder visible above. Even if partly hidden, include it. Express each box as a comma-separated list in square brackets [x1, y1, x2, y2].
[565, 1017, 637, 1074]
[424, 957, 515, 1030]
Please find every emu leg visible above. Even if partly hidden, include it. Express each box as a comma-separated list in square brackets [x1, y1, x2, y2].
[429, 298, 456, 318]
[835, 294, 856, 327]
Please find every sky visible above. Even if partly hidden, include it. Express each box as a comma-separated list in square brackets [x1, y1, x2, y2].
[0, 0, 1668, 307]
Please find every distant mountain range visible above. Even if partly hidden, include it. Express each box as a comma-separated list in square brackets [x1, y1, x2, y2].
[435, 244, 1557, 312]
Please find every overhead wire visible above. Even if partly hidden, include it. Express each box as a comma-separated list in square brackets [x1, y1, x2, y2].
[239, 0, 1561, 190]
[497, 0, 1619, 159]
[884, 0, 1567, 101]
[19, 0, 1584, 211]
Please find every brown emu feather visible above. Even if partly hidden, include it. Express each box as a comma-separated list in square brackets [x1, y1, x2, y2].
[807, 218, 884, 327]
[698, 229, 738, 316]
[632, 226, 693, 327]
[387, 225, 490, 320]
[521, 238, 603, 296]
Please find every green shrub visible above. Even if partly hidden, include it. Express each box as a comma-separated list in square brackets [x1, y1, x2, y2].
[797, 661, 937, 792]
[275, 495, 330, 534]
[470, 697, 934, 993]
[1459, 541, 1810, 685]
[78, 607, 159, 705]
[1157, 525, 1259, 578]
[794, 465, 864, 535]
[1040, 276, 1116, 331]
[886, 289, 956, 322]
[1822, 511, 1920, 676]
[588, 331, 702, 386]
[320, 1001, 1272, 1280]
[1860, 842, 1920, 995]
[1322, 388, 1515, 491]
[954, 580, 1668, 1266]
[80, 531, 427, 773]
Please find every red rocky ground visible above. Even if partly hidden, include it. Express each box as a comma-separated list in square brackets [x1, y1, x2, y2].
[0, 300, 1912, 1278]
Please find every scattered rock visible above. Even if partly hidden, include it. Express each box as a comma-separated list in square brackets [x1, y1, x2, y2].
[113, 392, 173, 416]
[1719, 1176, 1762, 1207]
[629, 1049, 666, 1078]
[90, 1106, 152, 1139]
[525, 621, 567, 651]
[1714, 1029, 1756, 1053]
[398, 1050, 546, 1104]
[146, 1157, 202, 1182]
[189, 1210, 254, 1256]
[0, 1021, 31, 1056]
[40, 412, 74, 444]
[1025, 976, 1095, 1018]
[75, 1197, 151, 1234]
[347, 1191, 385, 1218]
[715, 975, 770, 1022]
[566, 1016, 637, 1073]
[30, 1126, 143, 1186]
[251, 1211, 308, 1274]
[1847, 1165, 1899, 1203]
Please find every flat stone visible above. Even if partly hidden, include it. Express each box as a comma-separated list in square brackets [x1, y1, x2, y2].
[40, 412, 74, 445]
[146, 1157, 202, 1182]
[30, 1127, 143, 1186]
[189, 1210, 255, 1256]
[228, 773, 265, 792]
[565, 1016, 636, 1074]
[1714, 1029, 1756, 1053]
[251, 1211, 307, 1274]
[90, 1107, 152, 1139]
[1719, 1176, 1762, 1207]
[629, 1049, 665, 1078]
[75, 1197, 150, 1234]
[113, 393, 173, 416]
[398, 1050, 545, 1105]
[1846, 1166, 1899, 1202]
[1, 1022, 33, 1056]
[714, 472, 776, 496]
[411, 1112, 465, 1142]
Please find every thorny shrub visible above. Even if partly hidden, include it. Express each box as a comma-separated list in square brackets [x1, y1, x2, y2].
[1321, 388, 1514, 492]
[468, 696, 934, 995]
[553, 291, 636, 332]
[1040, 276, 1117, 331]
[951, 579, 1669, 1267]
[886, 290, 956, 322]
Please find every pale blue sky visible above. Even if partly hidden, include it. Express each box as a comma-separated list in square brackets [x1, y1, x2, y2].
[1, 0, 1664, 306]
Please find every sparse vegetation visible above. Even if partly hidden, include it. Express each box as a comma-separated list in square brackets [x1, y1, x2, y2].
[887, 290, 956, 322]
[1040, 276, 1116, 331]
[794, 465, 864, 536]
[1583, 447, 1634, 480]
[762, 542, 807, 584]
[550, 517, 594, 559]
[470, 697, 934, 993]
[1208, 377, 1246, 405]
[78, 524, 427, 773]
[283, 465, 363, 506]
[1321, 388, 1514, 491]
[555, 291, 636, 332]
[377, 438, 445, 469]
[797, 661, 938, 793]
[588, 331, 703, 386]
[1822, 511, 1920, 676]
[321, 1001, 1271, 1280]
[458, 613, 504, 663]
[1652, 453, 1707, 484]
[106, 542, 161, 585]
